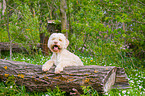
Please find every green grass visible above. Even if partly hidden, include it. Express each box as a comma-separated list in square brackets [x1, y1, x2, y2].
[0, 52, 145, 96]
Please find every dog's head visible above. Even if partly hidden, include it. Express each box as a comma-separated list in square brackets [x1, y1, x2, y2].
[48, 33, 69, 53]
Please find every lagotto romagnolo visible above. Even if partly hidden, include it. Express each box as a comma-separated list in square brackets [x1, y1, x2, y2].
[42, 33, 84, 73]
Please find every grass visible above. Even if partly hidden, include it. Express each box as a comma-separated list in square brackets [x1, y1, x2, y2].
[0, 52, 145, 96]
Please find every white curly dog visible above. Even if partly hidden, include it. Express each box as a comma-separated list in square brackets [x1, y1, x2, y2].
[42, 33, 83, 73]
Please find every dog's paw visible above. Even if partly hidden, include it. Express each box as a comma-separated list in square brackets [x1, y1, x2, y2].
[42, 60, 53, 72]
[55, 67, 63, 74]
[42, 65, 50, 72]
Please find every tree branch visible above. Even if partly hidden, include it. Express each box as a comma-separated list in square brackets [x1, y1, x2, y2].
[138, 0, 145, 6]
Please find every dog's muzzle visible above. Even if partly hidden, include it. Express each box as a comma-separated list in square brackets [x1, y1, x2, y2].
[52, 45, 61, 52]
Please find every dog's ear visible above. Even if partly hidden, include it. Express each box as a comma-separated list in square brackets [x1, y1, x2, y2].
[65, 39, 69, 48]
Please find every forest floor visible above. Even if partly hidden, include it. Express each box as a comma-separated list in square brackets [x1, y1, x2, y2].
[0, 52, 144, 96]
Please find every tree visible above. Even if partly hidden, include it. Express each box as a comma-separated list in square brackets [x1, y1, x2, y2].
[60, 0, 68, 37]
[1, 0, 144, 64]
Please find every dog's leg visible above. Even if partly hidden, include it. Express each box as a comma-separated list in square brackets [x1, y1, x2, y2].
[54, 62, 64, 74]
[42, 60, 54, 71]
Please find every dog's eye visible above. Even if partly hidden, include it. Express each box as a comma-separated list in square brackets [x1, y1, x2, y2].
[52, 38, 55, 40]
[59, 39, 62, 41]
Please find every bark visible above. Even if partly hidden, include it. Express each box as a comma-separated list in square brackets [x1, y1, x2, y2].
[0, 0, 6, 18]
[0, 59, 130, 94]
[60, 0, 68, 38]
[0, 42, 40, 52]
[2, 0, 6, 16]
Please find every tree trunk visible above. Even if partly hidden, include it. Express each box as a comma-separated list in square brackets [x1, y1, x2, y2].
[0, 0, 6, 19]
[6, 0, 12, 60]
[0, 42, 40, 52]
[60, 0, 68, 38]
[0, 59, 130, 95]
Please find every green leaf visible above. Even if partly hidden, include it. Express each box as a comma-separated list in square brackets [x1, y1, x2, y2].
[122, 34, 126, 37]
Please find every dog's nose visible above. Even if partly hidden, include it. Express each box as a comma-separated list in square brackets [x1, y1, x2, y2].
[54, 41, 58, 44]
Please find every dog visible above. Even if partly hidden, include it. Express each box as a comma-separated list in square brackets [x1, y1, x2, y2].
[42, 33, 84, 73]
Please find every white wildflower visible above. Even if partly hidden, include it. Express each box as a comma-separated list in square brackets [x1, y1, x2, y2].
[139, 86, 142, 89]
[130, 80, 134, 83]
[122, 90, 126, 94]
[135, 73, 138, 76]
[22, 58, 25, 60]
[10, 86, 13, 88]
[127, 91, 130, 94]
[105, 92, 108, 95]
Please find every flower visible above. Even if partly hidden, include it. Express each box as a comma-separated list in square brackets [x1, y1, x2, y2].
[4, 74, 9, 77]
[26, 29, 30, 31]
[4, 66, 7, 70]
[10, 86, 13, 88]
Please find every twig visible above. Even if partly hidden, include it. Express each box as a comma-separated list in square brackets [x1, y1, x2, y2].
[138, 0, 145, 6]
